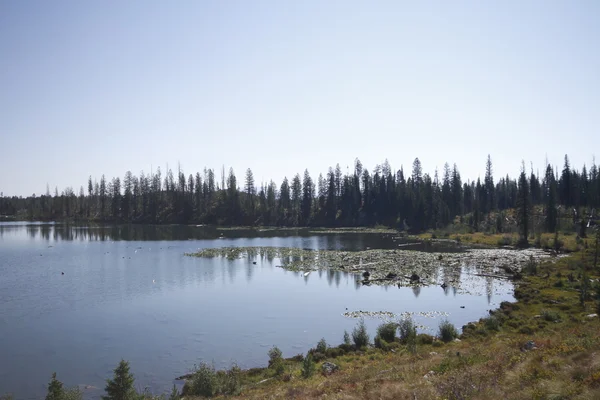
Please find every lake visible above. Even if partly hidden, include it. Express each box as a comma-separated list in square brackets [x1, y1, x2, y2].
[0, 222, 514, 399]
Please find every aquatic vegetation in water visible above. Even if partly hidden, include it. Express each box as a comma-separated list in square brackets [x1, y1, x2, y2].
[186, 246, 555, 290]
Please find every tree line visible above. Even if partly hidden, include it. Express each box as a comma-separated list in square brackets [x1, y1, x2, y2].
[1, 155, 599, 233]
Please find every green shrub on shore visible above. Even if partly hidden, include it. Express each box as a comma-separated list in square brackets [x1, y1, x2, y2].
[483, 316, 501, 331]
[376, 322, 397, 343]
[417, 333, 434, 345]
[343, 330, 351, 346]
[183, 362, 241, 397]
[301, 354, 316, 379]
[102, 360, 137, 400]
[398, 318, 416, 344]
[316, 338, 328, 353]
[438, 319, 459, 342]
[352, 318, 370, 348]
[268, 346, 283, 367]
[184, 363, 219, 397]
[541, 309, 561, 322]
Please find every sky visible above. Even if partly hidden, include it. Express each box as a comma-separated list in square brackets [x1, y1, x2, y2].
[1, 0, 599, 197]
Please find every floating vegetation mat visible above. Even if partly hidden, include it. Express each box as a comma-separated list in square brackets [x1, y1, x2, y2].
[342, 310, 449, 320]
[185, 246, 555, 289]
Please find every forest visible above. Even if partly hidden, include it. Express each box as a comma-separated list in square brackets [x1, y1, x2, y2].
[1, 155, 598, 235]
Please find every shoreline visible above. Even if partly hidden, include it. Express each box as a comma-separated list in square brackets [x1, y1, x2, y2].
[173, 233, 599, 398]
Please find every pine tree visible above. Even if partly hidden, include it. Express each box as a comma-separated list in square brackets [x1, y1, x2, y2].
[45, 373, 64, 400]
[544, 165, 558, 233]
[484, 155, 495, 212]
[517, 165, 531, 245]
[102, 360, 137, 400]
[560, 155, 572, 206]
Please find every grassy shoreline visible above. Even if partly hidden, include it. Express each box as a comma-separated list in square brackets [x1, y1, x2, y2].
[179, 232, 600, 399]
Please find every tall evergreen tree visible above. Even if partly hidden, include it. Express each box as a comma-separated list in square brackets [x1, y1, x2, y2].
[45, 373, 64, 400]
[560, 155, 572, 206]
[301, 170, 314, 225]
[102, 360, 137, 400]
[516, 164, 531, 244]
[544, 165, 558, 233]
[484, 155, 495, 212]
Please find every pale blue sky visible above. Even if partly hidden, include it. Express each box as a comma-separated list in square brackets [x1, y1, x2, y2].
[1, 0, 599, 196]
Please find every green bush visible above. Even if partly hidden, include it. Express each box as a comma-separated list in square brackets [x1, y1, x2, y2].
[373, 335, 387, 350]
[398, 318, 417, 353]
[417, 333, 434, 345]
[398, 318, 416, 343]
[483, 316, 501, 331]
[376, 322, 397, 343]
[222, 364, 242, 396]
[541, 309, 561, 322]
[497, 235, 512, 246]
[301, 354, 316, 379]
[45, 373, 83, 400]
[185, 363, 219, 398]
[62, 388, 83, 400]
[554, 279, 564, 288]
[525, 256, 538, 275]
[308, 351, 326, 362]
[103, 360, 137, 400]
[352, 318, 370, 348]
[268, 346, 283, 367]
[438, 319, 459, 343]
[46, 373, 64, 400]
[168, 385, 179, 400]
[343, 330, 351, 346]
[518, 325, 535, 334]
[316, 338, 328, 353]
[183, 363, 241, 397]
[326, 347, 345, 358]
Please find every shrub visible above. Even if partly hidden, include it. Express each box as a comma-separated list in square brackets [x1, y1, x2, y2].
[352, 318, 370, 348]
[541, 309, 561, 322]
[301, 354, 316, 379]
[62, 388, 83, 400]
[374, 335, 387, 350]
[183, 363, 242, 397]
[308, 351, 326, 362]
[398, 318, 416, 343]
[343, 330, 351, 346]
[316, 338, 328, 353]
[46, 373, 64, 400]
[554, 279, 564, 288]
[483, 316, 501, 331]
[103, 360, 137, 400]
[525, 256, 538, 275]
[326, 347, 345, 358]
[497, 235, 512, 246]
[185, 363, 219, 398]
[518, 325, 535, 334]
[438, 320, 458, 343]
[168, 385, 179, 400]
[417, 333, 434, 345]
[268, 346, 283, 368]
[222, 364, 242, 396]
[376, 322, 397, 343]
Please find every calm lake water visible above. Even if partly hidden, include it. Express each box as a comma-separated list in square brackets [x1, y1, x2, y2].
[0, 223, 513, 399]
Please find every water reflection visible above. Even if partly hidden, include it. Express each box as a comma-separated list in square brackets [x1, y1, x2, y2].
[0, 222, 513, 400]
[0, 223, 465, 253]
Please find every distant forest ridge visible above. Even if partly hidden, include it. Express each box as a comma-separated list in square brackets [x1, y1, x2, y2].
[1, 155, 598, 232]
